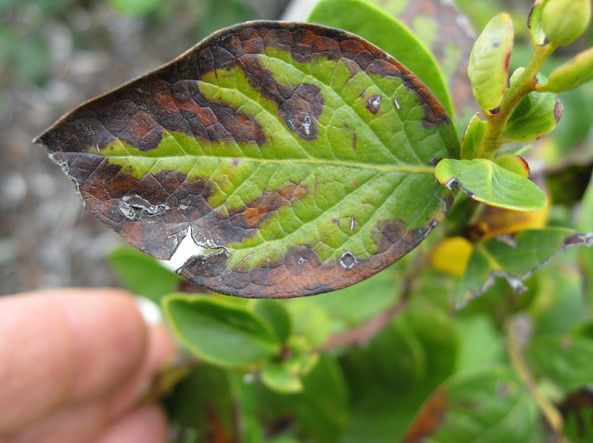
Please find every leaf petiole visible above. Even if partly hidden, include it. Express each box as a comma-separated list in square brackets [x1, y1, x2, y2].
[477, 43, 556, 159]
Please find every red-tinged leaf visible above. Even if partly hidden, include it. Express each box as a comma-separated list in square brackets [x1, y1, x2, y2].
[35, 21, 458, 298]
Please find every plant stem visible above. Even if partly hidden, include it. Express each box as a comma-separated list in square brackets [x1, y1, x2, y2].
[505, 317, 567, 442]
[477, 44, 556, 159]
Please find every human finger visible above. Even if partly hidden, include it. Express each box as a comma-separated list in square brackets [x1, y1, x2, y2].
[0, 289, 147, 433]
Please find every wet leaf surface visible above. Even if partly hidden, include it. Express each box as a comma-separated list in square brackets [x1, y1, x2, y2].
[35, 21, 458, 298]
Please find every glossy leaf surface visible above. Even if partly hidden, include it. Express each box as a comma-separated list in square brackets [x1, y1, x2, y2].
[435, 159, 546, 211]
[35, 21, 458, 298]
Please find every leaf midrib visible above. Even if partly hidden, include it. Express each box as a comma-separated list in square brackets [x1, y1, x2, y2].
[98, 153, 436, 174]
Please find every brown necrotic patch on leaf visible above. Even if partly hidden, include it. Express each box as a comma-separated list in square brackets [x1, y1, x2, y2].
[178, 218, 439, 298]
[229, 183, 308, 230]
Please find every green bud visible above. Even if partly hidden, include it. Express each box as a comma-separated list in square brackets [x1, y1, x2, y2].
[542, 0, 591, 46]
[495, 154, 530, 178]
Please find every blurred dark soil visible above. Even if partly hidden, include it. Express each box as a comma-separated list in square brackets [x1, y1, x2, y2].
[0, 0, 289, 295]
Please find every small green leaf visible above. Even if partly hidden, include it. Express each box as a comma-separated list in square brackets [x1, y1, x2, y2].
[435, 158, 546, 211]
[254, 300, 292, 344]
[459, 228, 592, 305]
[460, 113, 487, 159]
[528, 1, 546, 46]
[527, 334, 593, 392]
[287, 300, 332, 348]
[502, 89, 562, 143]
[539, 47, 593, 93]
[468, 13, 514, 113]
[402, 366, 539, 443]
[262, 362, 304, 394]
[163, 294, 280, 367]
[108, 245, 181, 304]
[308, 0, 455, 117]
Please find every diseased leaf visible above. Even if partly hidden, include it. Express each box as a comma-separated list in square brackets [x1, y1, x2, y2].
[35, 21, 458, 298]
[402, 366, 539, 443]
[163, 294, 280, 367]
[468, 13, 514, 114]
[459, 228, 593, 305]
[367, 0, 477, 117]
[435, 159, 546, 211]
[309, 0, 454, 117]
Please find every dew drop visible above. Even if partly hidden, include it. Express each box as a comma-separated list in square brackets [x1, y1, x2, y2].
[366, 95, 381, 114]
[339, 251, 357, 270]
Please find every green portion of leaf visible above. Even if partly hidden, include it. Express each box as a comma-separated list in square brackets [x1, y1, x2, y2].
[262, 362, 304, 394]
[494, 154, 529, 177]
[107, 0, 159, 16]
[340, 296, 458, 442]
[313, 267, 399, 326]
[164, 365, 237, 442]
[454, 315, 505, 373]
[287, 299, 332, 348]
[403, 366, 538, 442]
[541, 47, 593, 92]
[503, 91, 561, 143]
[459, 228, 584, 304]
[460, 113, 486, 159]
[527, 334, 593, 392]
[468, 13, 514, 113]
[528, 1, 546, 46]
[435, 158, 546, 211]
[108, 245, 181, 304]
[579, 182, 593, 311]
[308, 0, 455, 117]
[163, 294, 280, 367]
[254, 300, 292, 344]
[36, 22, 458, 298]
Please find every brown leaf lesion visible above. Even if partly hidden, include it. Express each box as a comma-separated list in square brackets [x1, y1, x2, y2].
[229, 183, 308, 229]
